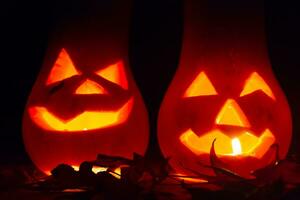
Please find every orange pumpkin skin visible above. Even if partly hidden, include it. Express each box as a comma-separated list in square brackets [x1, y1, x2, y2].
[22, 1, 149, 174]
[158, 0, 292, 179]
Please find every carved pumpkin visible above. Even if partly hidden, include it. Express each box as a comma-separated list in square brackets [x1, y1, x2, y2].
[22, 1, 149, 174]
[158, 0, 292, 179]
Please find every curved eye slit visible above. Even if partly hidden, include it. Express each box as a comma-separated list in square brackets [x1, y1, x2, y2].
[183, 71, 218, 97]
[46, 48, 81, 85]
[95, 61, 128, 90]
[240, 72, 275, 100]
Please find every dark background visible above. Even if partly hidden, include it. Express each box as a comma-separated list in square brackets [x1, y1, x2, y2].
[0, 0, 299, 166]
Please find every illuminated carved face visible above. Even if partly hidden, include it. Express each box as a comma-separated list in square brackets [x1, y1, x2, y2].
[23, 48, 149, 174]
[158, 67, 292, 178]
[29, 48, 132, 131]
[180, 71, 275, 158]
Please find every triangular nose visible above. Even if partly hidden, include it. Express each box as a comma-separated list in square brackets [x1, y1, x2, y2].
[215, 99, 250, 128]
[75, 79, 107, 95]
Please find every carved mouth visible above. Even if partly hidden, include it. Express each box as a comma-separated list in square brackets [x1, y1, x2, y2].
[180, 128, 275, 158]
[28, 98, 134, 132]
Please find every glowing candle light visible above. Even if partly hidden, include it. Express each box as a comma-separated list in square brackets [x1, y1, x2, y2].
[232, 138, 242, 155]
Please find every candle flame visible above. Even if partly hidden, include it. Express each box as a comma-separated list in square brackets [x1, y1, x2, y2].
[231, 137, 242, 155]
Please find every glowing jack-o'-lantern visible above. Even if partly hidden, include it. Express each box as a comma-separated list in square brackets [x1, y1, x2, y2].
[158, 0, 292, 179]
[28, 49, 133, 132]
[22, 1, 149, 174]
[180, 72, 277, 158]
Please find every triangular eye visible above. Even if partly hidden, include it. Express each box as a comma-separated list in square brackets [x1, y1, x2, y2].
[46, 48, 80, 85]
[183, 71, 218, 97]
[95, 61, 128, 90]
[240, 72, 275, 100]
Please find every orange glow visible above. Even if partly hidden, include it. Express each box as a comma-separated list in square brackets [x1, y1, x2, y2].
[45, 165, 121, 178]
[46, 48, 80, 85]
[240, 72, 275, 100]
[231, 138, 242, 155]
[179, 128, 275, 158]
[75, 79, 107, 95]
[215, 99, 251, 128]
[184, 71, 217, 97]
[28, 98, 134, 132]
[95, 61, 128, 90]
[90, 166, 107, 173]
[175, 173, 208, 183]
[78, 166, 121, 179]
[110, 167, 121, 179]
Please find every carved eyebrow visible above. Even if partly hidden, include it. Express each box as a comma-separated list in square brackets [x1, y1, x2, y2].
[240, 72, 275, 100]
[183, 71, 218, 97]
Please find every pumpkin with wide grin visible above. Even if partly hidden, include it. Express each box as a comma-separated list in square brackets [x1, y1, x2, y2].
[157, 0, 292, 180]
[179, 72, 276, 158]
[28, 49, 134, 132]
[22, 1, 149, 174]
[158, 68, 292, 179]
[23, 46, 149, 174]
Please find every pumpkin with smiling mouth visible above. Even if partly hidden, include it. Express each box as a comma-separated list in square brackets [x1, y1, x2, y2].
[28, 49, 134, 132]
[179, 72, 276, 159]
[23, 48, 148, 174]
[157, 0, 292, 180]
[22, 1, 149, 174]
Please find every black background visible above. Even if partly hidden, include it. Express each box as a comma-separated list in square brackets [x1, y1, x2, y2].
[0, 0, 299, 166]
